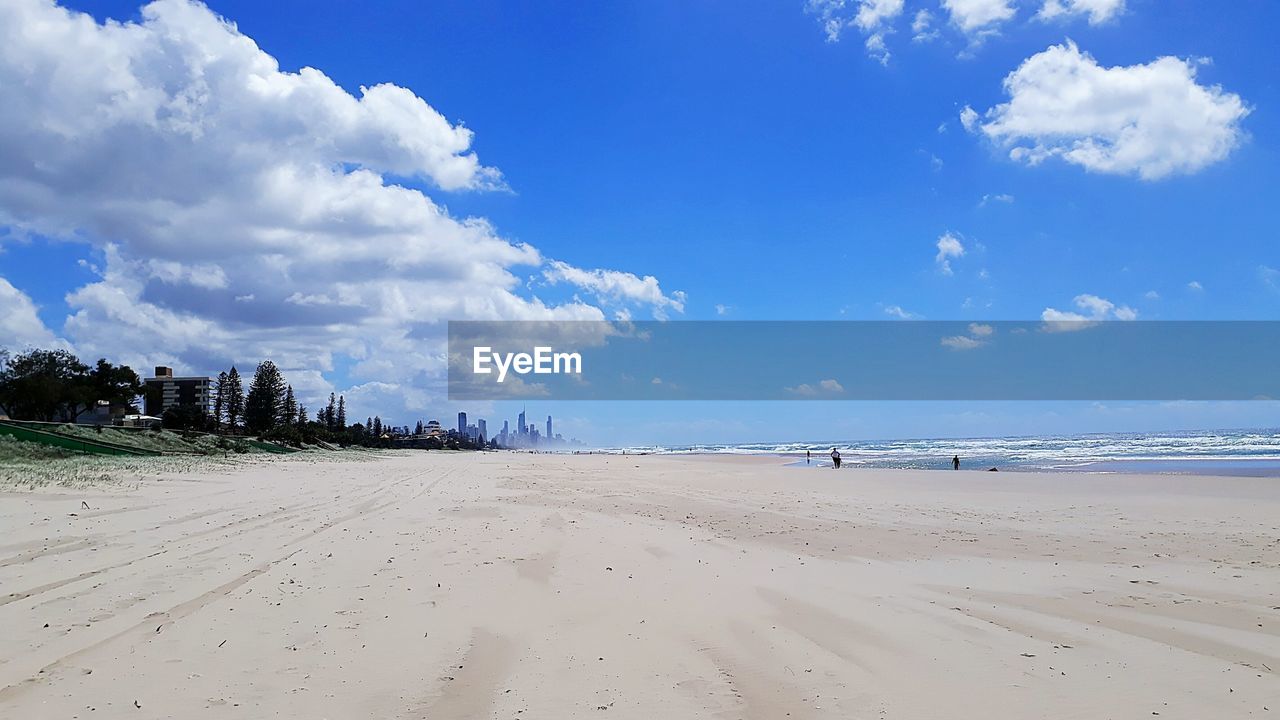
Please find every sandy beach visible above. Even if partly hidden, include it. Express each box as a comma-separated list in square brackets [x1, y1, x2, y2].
[1, 452, 1277, 718]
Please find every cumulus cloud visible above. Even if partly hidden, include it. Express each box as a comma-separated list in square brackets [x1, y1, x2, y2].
[1187, 280, 1204, 291]
[941, 0, 1016, 34]
[935, 232, 965, 275]
[543, 261, 686, 317]
[0, 278, 64, 350]
[0, 0, 669, 421]
[882, 304, 921, 320]
[1038, 0, 1124, 25]
[940, 334, 983, 350]
[1041, 293, 1137, 330]
[968, 41, 1249, 179]
[941, 322, 993, 350]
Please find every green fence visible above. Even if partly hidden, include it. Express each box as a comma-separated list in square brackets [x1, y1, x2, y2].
[0, 421, 159, 457]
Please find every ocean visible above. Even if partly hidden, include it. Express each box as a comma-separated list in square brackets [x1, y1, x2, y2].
[602, 428, 1280, 475]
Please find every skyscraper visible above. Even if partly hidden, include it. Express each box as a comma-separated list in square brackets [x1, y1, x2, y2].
[478, 419, 487, 442]
[546, 415, 552, 440]
[457, 411, 466, 435]
[517, 408, 526, 435]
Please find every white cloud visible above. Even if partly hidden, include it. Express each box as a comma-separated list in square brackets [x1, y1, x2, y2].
[970, 41, 1249, 179]
[940, 334, 983, 350]
[806, 0, 904, 64]
[941, 0, 1016, 34]
[787, 378, 845, 396]
[0, 0, 669, 421]
[959, 105, 979, 131]
[543, 260, 686, 317]
[941, 322, 994, 350]
[714, 303, 731, 315]
[912, 9, 940, 42]
[1187, 280, 1204, 291]
[1112, 305, 1138, 321]
[1073, 293, 1115, 317]
[1144, 290, 1160, 300]
[978, 193, 1014, 207]
[1038, 0, 1124, 25]
[883, 304, 921, 320]
[935, 232, 965, 275]
[1041, 293, 1137, 330]
[0, 278, 65, 350]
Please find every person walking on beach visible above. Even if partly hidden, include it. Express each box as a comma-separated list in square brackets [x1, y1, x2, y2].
[952, 455, 960, 470]
[830, 447, 841, 469]
[806, 449, 811, 465]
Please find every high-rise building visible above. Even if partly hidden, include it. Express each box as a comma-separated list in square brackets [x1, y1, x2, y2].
[478, 419, 487, 442]
[457, 411, 466, 435]
[546, 415, 552, 440]
[517, 408, 526, 435]
[144, 366, 212, 417]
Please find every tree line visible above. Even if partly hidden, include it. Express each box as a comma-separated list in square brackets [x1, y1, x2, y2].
[0, 347, 393, 448]
[0, 348, 141, 422]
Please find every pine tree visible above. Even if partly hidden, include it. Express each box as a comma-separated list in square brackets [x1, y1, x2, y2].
[281, 385, 297, 427]
[324, 393, 336, 431]
[244, 360, 286, 434]
[296, 404, 308, 428]
[213, 371, 229, 430]
[336, 395, 346, 430]
[372, 416, 382, 438]
[415, 419, 424, 435]
[366, 417, 373, 436]
[225, 366, 244, 429]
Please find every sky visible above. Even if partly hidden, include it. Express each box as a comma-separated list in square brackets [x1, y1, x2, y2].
[1, 0, 1278, 445]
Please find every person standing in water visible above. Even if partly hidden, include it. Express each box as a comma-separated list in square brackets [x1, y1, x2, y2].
[952, 455, 960, 470]
[830, 447, 842, 469]
[806, 449, 811, 465]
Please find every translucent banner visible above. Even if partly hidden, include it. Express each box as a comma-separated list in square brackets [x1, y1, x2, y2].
[447, 321, 1280, 401]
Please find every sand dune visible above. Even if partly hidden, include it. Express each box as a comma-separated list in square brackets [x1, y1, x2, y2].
[1, 452, 1277, 718]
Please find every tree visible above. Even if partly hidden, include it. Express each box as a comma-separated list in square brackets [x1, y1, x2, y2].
[84, 359, 142, 418]
[0, 348, 89, 421]
[372, 416, 383, 438]
[244, 360, 286, 434]
[213, 371, 229, 430]
[225, 366, 244, 429]
[163, 403, 210, 431]
[336, 395, 346, 430]
[281, 385, 297, 427]
[324, 393, 336, 431]
[296, 404, 308, 428]
[415, 420, 424, 435]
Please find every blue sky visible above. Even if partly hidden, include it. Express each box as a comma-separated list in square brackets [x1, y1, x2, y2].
[1, 0, 1277, 444]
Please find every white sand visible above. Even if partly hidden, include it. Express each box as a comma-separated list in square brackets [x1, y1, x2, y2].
[1, 451, 1277, 718]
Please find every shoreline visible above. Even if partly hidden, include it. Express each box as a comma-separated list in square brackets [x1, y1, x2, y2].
[592, 449, 1280, 477]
